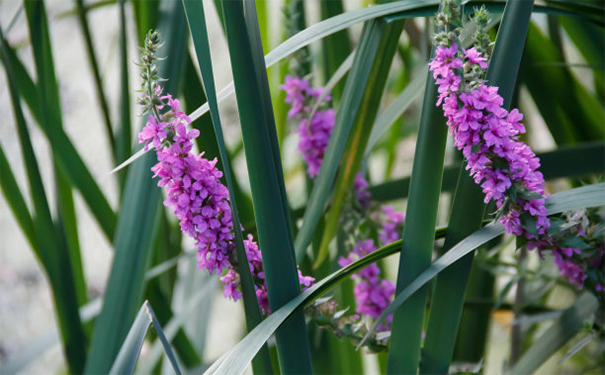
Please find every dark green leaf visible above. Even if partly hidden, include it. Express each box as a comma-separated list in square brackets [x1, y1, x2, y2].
[221, 0, 312, 372]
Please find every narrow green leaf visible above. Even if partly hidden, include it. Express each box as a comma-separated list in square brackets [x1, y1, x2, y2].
[109, 304, 152, 375]
[422, 1, 535, 372]
[221, 1, 312, 372]
[320, 0, 351, 103]
[386, 20, 448, 374]
[54, 167, 87, 308]
[74, 0, 116, 163]
[115, 0, 132, 191]
[135, 277, 215, 374]
[182, 1, 273, 373]
[313, 16, 405, 268]
[0, 144, 36, 250]
[506, 293, 599, 375]
[109, 301, 182, 375]
[364, 67, 426, 156]
[84, 2, 189, 372]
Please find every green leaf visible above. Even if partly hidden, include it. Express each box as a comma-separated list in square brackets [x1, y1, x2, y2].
[422, 1, 535, 372]
[506, 293, 599, 375]
[74, 0, 116, 163]
[109, 301, 182, 375]
[386, 16, 448, 374]
[84, 2, 189, 372]
[313, 16, 405, 268]
[135, 276, 216, 374]
[115, 0, 132, 191]
[319, 0, 351, 103]
[181, 1, 272, 373]
[0, 144, 36, 250]
[364, 67, 426, 156]
[221, 1, 313, 372]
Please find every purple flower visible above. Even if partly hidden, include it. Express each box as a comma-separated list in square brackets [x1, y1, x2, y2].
[338, 240, 395, 330]
[379, 205, 405, 246]
[464, 47, 488, 68]
[297, 109, 335, 178]
[139, 115, 167, 150]
[140, 89, 315, 315]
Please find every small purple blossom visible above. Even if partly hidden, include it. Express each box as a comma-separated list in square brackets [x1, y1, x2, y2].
[140, 88, 315, 315]
[338, 240, 395, 330]
[379, 205, 405, 246]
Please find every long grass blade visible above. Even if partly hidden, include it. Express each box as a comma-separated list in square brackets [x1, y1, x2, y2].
[364, 66, 426, 156]
[221, 1, 312, 372]
[115, 0, 132, 190]
[0, 145, 36, 250]
[182, 1, 273, 373]
[319, 0, 351, 103]
[74, 0, 116, 162]
[385, 13, 447, 372]
[421, 1, 535, 372]
[109, 301, 182, 375]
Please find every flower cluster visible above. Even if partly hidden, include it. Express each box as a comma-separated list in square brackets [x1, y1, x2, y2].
[141, 95, 235, 274]
[430, 5, 603, 293]
[281, 75, 334, 178]
[338, 240, 395, 330]
[138, 31, 314, 315]
[379, 205, 406, 245]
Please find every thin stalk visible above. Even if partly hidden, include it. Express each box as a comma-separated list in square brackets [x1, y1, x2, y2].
[74, 0, 116, 161]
